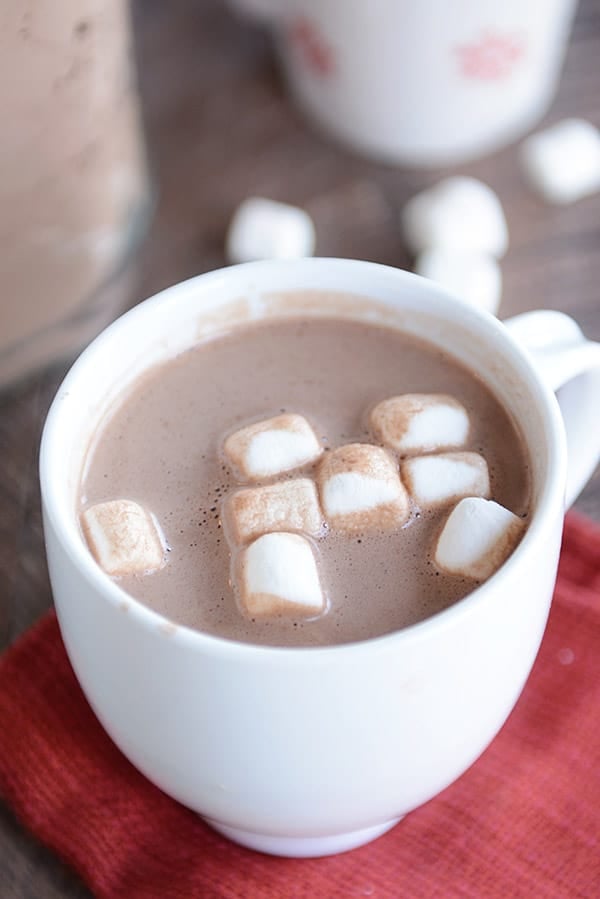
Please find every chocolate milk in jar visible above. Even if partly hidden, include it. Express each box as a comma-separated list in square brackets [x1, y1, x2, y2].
[0, 1, 151, 388]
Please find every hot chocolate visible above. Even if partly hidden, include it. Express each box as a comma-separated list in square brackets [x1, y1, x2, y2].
[79, 314, 530, 646]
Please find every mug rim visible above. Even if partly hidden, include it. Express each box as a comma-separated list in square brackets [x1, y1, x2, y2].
[40, 258, 568, 659]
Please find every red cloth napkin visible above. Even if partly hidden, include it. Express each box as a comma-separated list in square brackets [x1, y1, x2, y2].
[1, 512, 599, 899]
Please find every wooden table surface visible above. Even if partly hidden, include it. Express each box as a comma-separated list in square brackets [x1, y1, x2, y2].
[1, 1, 599, 895]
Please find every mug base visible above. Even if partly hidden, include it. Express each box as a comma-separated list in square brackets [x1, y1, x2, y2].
[203, 816, 403, 858]
[284, 67, 558, 168]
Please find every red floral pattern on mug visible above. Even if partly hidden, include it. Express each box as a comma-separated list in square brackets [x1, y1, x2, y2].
[456, 30, 525, 80]
[287, 16, 334, 77]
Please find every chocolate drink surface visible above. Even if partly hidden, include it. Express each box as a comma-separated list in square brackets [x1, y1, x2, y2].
[79, 316, 530, 647]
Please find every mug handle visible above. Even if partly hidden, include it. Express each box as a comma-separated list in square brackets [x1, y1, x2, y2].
[504, 310, 600, 508]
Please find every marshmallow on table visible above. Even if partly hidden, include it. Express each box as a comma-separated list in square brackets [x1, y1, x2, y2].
[226, 477, 323, 544]
[520, 118, 600, 205]
[370, 394, 470, 455]
[402, 452, 490, 508]
[224, 414, 322, 482]
[435, 497, 524, 581]
[414, 248, 502, 316]
[226, 197, 316, 263]
[317, 443, 409, 532]
[81, 499, 166, 577]
[237, 532, 324, 618]
[402, 177, 508, 258]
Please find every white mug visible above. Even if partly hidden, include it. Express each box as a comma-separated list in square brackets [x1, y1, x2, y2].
[40, 259, 600, 857]
[229, 0, 578, 165]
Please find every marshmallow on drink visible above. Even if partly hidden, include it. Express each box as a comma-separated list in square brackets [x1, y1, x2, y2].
[402, 452, 490, 508]
[435, 497, 524, 581]
[81, 499, 166, 576]
[224, 414, 322, 482]
[401, 177, 508, 258]
[226, 477, 323, 544]
[237, 532, 324, 618]
[226, 197, 316, 263]
[317, 443, 409, 532]
[414, 248, 502, 316]
[371, 394, 470, 455]
[520, 119, 600, 205]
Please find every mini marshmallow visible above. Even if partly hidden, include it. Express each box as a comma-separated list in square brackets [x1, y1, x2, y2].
[370, 394, 470, 455]
[414, 248, 502, 316]
[224, 414, 322, 482]
[226, 196, 316, 263]
[317, 443, 409, 532]
[520, 118, 600, 204]
[401, 176, 508, 258]
[238, 532, 324, 618]
[402, 452, 490, 508]
[226, 477, 323, 544]
[435, 497, 524, 581]
[81, 499, 166, 577]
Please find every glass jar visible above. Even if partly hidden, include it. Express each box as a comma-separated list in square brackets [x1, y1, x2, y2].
[0, 1, 151, 388]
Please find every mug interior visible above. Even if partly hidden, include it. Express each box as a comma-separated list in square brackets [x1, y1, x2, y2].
[41, 259, 565, 649]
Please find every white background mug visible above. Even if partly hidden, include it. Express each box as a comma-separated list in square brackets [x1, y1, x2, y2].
[40, 259, 600, 857]
[229, 0, 578, 165]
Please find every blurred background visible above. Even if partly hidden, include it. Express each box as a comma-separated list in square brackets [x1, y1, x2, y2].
[128, 0, 599, 325]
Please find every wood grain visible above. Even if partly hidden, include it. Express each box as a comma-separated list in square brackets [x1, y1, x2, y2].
[1, 0, 599, 893]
